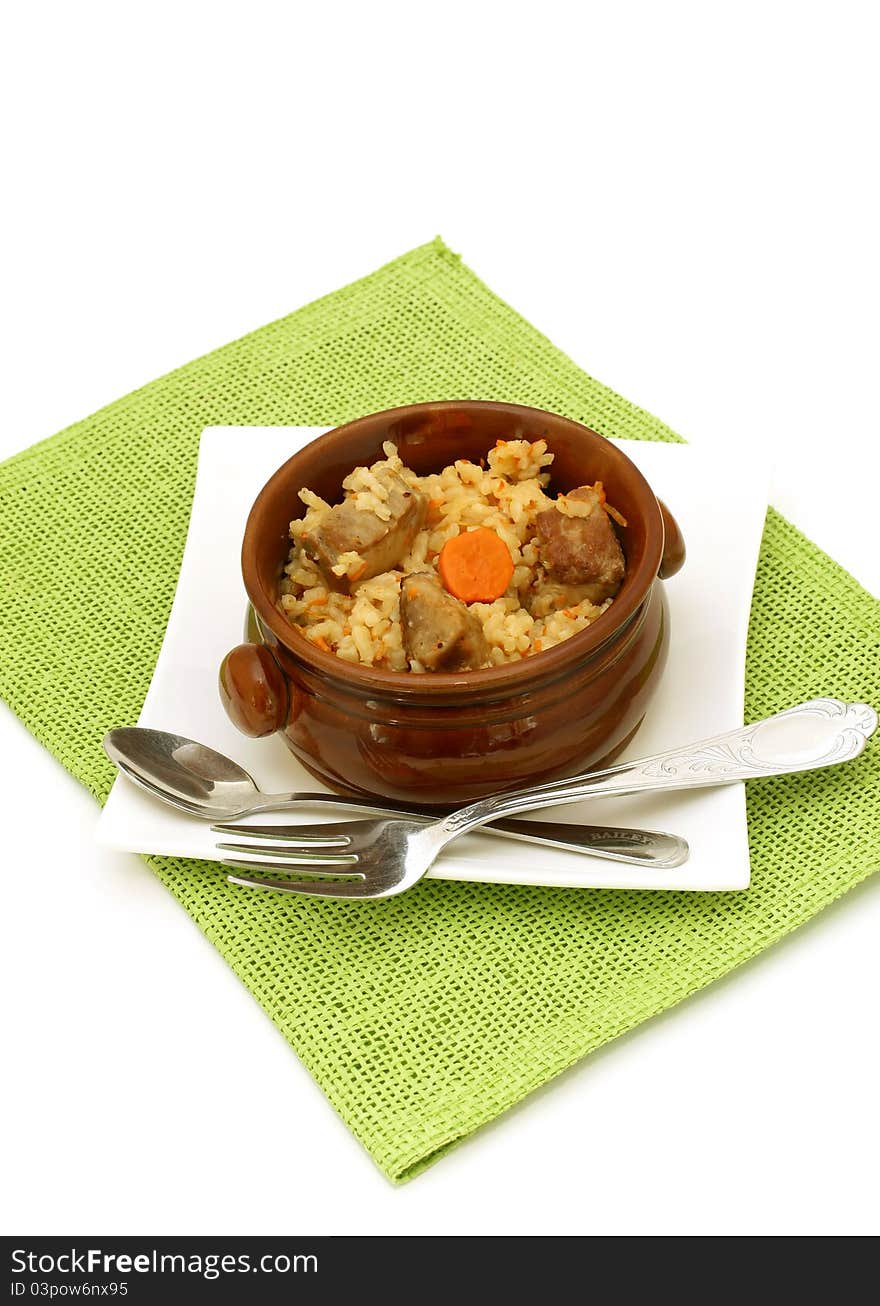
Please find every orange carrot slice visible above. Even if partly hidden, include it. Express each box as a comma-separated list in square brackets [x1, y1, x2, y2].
[438, 527, 514, 603]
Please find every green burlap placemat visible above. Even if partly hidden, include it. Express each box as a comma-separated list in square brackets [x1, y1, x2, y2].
[2, 238, 878, 1182]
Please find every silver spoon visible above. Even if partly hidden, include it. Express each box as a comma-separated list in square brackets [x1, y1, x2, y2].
[102, 726, 689, 869]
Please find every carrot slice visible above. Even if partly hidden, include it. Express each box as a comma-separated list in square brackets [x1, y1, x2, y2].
[438, 527, 514, 603]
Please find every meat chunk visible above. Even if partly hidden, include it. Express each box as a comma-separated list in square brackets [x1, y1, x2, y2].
[401, 573, 489, 672]
[304, 475, 426, 590]
[535, 485, 625, 601]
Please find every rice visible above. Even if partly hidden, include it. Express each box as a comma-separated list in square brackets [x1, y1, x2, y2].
[278, 438, 614, 670]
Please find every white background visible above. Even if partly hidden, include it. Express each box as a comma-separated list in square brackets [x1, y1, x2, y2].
[2, 2, 878, 1237]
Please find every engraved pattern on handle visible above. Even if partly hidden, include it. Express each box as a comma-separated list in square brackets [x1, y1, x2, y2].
[640, 698, 877, 779]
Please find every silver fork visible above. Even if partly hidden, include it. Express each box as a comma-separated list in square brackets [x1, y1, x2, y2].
[225, 698, 877, 900]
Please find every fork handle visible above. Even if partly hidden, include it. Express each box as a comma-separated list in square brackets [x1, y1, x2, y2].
[436, 698, 877, 842]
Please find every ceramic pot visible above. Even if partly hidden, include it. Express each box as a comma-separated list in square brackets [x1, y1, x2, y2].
[219, 401, 685, 808]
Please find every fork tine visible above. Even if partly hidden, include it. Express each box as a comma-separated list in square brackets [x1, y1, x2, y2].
[212, 822, 352, 848]
[216, 843, 359, 865]
[221, 856, 363, 876]
[226, 871, 370, 899]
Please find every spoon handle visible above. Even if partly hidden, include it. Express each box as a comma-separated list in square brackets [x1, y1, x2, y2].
[253, 791, 458, 819]
[214, 811, 688, 869]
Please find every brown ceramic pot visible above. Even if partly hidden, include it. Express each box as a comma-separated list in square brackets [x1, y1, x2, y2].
[219, 401, 685, 808]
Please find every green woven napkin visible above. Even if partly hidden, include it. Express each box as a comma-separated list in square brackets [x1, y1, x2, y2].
[2, 239, 878, 1182]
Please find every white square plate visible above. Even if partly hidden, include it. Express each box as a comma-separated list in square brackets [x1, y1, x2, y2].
[97, 427, 769, 891]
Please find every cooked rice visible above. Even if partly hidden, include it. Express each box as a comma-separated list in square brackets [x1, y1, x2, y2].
[279, 439, 614, 671]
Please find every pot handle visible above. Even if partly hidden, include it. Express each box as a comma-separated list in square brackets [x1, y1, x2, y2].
[219, 642, 290, 738]
[657, 499, 686, 579]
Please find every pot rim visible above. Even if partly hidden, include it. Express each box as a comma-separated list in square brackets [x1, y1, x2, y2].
[241, 400, 665, 699]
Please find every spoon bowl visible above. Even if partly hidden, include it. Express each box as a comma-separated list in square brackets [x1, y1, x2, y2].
[103, 727, 264, 820]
